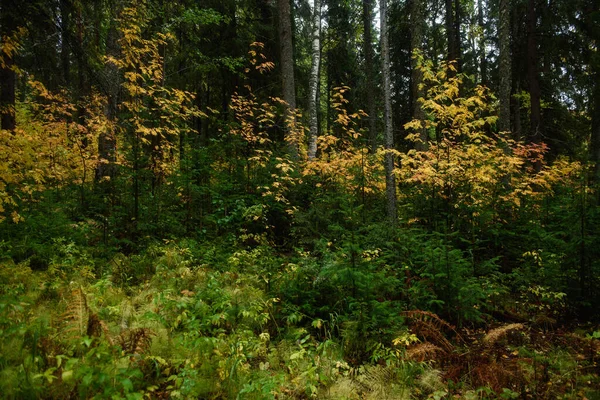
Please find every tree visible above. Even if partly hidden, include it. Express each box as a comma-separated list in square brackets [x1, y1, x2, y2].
[410, 0, 427, 150]
[95, 8, 120, 182]
[527, 0, 542, 151]
[0, 0, 19, 131]
[582, 0, 600, 182]
[308, 0, 321, 160]
[477, 0, 487, 85]
[445, 0, 461, 72]
[381, 0, 396, 222]
[362, 0, 377, 152]
[498, 0, 511, 133]
[277, 0, 297, 157]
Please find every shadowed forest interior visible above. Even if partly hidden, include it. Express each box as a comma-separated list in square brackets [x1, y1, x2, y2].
[1, 0, 600, 398]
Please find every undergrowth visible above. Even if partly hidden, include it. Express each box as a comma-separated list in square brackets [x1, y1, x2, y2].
[1, 237, 599, 399]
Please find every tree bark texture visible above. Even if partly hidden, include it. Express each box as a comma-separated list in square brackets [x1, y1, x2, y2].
[591, 62, 600, 183]
[477, 0, 487, 85]
[445, 0, 461, 72]
[410, 0, 427, 150]
[362, 0, 377, 152]
[454, 0, 461, 71]
[277, 0, 297, 157]
[498, 0, 511, 133]
[95, 18, 119, 181]
[307, 0, 321, 160]
[527, 0, 542, 145]
[59, 0, 71, 86]
[0, 0, 17, 132]
[381, 0, 396, 223]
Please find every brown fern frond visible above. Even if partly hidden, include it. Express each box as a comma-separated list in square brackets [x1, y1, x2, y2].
[483, 323, 524, 346]
[117, 328, 155, 355]
[62, 287, 89, 337]
[403, 310, 455, 331]
[470, 360, 518, 392]
[87, 313, 102, 337]
[406, 343, 445, 362]
[86, 312, 114, 345]
[402, 310, 459, 351]
[413, 320, 455, 352]
[101, 320, 114, 345]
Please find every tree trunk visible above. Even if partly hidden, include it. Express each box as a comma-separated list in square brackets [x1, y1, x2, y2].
[445, 0, 460, 72]
[0, 0, 17, 132]
[363, 0, 377, 152]
[527, 0, 542, 147]
[381, 0, 396, 223]
[95, 18, 119, 181]
[307, 0, 321, 160]
[477, 0, 487, 85]
[498, 0, 511, 133]
[454, 0, 461, 72]
[410, 0, 427, 150]
[591, 63, 600, 183]
[277, 0, 297, 157]
[59, 0, 71, 87]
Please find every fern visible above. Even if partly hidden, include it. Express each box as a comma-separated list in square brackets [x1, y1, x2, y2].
[62, 287, 89, 337]
[406, 343, 445, 362]
[483, 323, 525, 346]
[354, 365, 406, 399]
[402, 310, 461, 352]
[87, 313, 113, 344]
[117, 327, 155, 355]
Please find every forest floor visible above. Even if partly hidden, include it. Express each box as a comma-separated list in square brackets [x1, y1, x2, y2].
[1, 239, 599, 399]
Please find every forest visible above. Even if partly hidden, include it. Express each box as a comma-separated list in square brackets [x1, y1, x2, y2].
[0, 0, 599, 398]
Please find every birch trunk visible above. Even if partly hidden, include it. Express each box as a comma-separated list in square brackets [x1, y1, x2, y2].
[307, 0, 321, 160]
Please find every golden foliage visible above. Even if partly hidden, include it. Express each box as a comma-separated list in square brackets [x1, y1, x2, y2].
[303, 86, 384, 195]
[228, 46, 302, 213]
[0, 80, 103, 222]
[110, 2, 200, 180]
[402, 56, 582, 220]
[0, 27, 26, 70]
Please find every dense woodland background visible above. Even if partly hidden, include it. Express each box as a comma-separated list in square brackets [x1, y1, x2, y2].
[1, 0, 600, 398]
